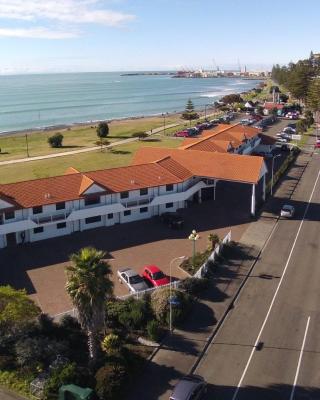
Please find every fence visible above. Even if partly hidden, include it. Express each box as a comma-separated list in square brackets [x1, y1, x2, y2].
[194, 230, 232, 278]
[116, 280, 181, 301]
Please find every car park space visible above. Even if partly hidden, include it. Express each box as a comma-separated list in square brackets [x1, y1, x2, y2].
[0, 192, 252, 316]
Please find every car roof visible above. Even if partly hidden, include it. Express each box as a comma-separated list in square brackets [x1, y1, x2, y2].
[144, 265, 161, 274]
[171, 378, 201, 400]
[282, 204, 294, 210]
[119, 267, 138, 277]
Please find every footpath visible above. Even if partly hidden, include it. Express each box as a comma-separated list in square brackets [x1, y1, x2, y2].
[127, 135, 315, 400]
[0, 123, 180, 166]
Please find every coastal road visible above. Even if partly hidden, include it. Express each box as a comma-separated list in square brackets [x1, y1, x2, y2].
[196, 149, 320, 399]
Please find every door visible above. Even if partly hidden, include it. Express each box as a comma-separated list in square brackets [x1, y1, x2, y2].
[6, 232, 17, 246]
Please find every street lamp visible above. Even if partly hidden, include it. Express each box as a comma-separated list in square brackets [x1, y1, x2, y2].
[271, 154, 281, 195]
[25, 134, 30, 157]
[204, 104, 211, 120]
[169, 255, 186, 333]
[162, 112, 168, 134]
[188, 230, 200, 265]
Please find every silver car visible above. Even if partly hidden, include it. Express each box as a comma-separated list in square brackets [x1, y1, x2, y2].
[170, 375, 207, 400]
[280, 204, 295, 218]
[117, 267, 149, 293]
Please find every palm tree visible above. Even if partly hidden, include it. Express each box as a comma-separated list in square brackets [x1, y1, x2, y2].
[65, 247, 113, 364]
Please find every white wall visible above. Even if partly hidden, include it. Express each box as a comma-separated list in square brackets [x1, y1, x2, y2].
[29, 222, 72, 243]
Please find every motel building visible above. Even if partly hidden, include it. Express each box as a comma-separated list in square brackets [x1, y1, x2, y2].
[0, 124, 268, 249]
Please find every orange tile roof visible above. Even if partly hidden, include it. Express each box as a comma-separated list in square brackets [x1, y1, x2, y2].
[133, 147, 264, 184]
[157, 157, 193, 180]
[0, 164, 182, 209]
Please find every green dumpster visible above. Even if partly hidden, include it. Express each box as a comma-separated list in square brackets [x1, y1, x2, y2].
[58, 384, 94, 400]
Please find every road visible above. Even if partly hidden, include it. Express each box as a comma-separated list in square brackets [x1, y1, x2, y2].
[196, 148, 320, 399]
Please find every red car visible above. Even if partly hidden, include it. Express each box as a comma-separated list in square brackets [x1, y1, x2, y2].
[174, 130, 189, 137]
[142, 265, 170, 287]
[314, 142, 320, 149]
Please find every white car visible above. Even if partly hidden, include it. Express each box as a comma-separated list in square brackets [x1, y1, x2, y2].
[117, 267, 149, 293]
[280, 205, 295, 218]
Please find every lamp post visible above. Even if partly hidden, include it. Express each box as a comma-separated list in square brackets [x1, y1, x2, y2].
[271, 154, 281, 195]
[188, 229, 200, 266]
[169, 256, 186, 333]
[204, 104, 210, 120]
[162, 112, 168, 134]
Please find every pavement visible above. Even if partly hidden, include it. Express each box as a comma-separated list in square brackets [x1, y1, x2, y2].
[0, 123, 180, 166]
[0, 389, 26, 400]
[125, 130, 318, 400]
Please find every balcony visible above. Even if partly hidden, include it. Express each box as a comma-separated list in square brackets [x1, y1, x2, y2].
[31, 212, 70, 225]
[122, 196, 154, 209]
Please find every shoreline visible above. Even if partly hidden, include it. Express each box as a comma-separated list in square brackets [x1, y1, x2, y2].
[0, 82, 261, 137]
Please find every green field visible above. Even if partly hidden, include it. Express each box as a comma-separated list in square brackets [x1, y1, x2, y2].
[0, 115, 182, 161]
[0, 136, 183, 184]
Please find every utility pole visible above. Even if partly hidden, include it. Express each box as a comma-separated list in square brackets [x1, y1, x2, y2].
[25, 134, 30, 157]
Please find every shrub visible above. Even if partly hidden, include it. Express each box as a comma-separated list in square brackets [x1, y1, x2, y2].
[150, 288, 191, 325]
[132, 131, 148, 140]
[101, 334, 121, 356]
[15, 337, 69, 370]
[44, 363, 77, 398]
[95, 363, 126, 400]
[146, 320, 162, 342]
[96, 122, 109, 138]
[0, 354, 16, 370]
[179, 278, 209, 297]
[47, 133, 63, 148]
[0, 370, 33, 398]
[109, 298, 151, 331]
[180, 250, 211, 275]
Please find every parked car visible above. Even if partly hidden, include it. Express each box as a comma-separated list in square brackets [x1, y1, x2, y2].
[283, 126, 296, 133]
[142, 265, 170, 287]
[117, 267, 149, 293]
[277, 138, 289, 143]
[287, 123, 297, 129]
[160, 212, 184, 229]
[174, 130, 190, 138]
[187, 127, 199, 136]
[280, 204, 295, 218]
[314, 142, 320, 149]
[170, 375, 207, 400]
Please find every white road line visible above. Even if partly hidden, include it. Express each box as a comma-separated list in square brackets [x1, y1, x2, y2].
[232, 169, 320, 400]
[289, 316, 311, 400]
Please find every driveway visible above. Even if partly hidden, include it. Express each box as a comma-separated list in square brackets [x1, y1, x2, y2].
[0, 192, 253, 316]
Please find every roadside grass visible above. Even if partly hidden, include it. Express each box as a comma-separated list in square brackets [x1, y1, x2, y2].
[296, 126, 314, 148]
[0, 136, 183, 184]
[0, 115, 181, 161]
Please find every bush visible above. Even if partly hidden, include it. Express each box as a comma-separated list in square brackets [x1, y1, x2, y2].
[180, 250, 211, 275]
[132, 131, 148, 140]
[0, 370, 33, 398]
[0, 354, 15, 370]
[108, 298, 151, 331]
[47, 133, 63, 148]
[146, 320, 162, 342]
[44, 362, 77, 398]
[101, 334, 121, 356]
[179, 278, 209, 297]
[96, 122, 109, 138]
[150, 288, 191, 325]
[95, 363, 126, 400]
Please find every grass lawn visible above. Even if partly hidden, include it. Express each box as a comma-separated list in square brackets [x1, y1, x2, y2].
[0, 115, 181, 161]
[0, 135, 183, 184]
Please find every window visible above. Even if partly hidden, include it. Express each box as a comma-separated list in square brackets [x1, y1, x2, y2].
[57, 222, 67, 229]
[85, 216, 101, 224]
[84, 197, 100, 206]
[140, 188, 148, 196]
[166, 184, 173, 192]
[123, 210, 131, 216]
[107, 213, 113, 219]
[165, 203, 173, 208]
[33, 227, 44, 234]
[4, 211, 15, 220]
[56, 202, 66, 210]
[120, 191, 129, 199]
[140, 207, 148, 213]
[33, 206, 43, 214]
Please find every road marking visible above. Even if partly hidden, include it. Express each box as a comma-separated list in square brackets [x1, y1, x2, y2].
[232, 169, 320, 400]
[289, 316, 311, 400]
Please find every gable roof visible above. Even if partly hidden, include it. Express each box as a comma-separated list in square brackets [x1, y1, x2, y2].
[133, 147, 265, 184]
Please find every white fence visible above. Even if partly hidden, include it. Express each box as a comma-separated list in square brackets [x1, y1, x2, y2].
[116, 280, 181, 301]
[194, 230, 232, 278]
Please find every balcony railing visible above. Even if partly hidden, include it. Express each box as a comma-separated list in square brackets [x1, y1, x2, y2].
[122, 196, 154, 209]
[32, 212, 70, 225]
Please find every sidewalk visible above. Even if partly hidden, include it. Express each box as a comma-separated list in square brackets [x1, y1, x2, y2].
[0, 123, 180, 166]
[126, 136, 313, 400]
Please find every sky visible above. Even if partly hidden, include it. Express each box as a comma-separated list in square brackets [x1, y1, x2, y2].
[0, 0, 320, 74]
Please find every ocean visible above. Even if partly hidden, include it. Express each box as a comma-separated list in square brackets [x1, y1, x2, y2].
[0, 72, 260, 134]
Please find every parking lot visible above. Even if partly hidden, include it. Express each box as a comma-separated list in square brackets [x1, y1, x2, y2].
[0, 191, 254, 316]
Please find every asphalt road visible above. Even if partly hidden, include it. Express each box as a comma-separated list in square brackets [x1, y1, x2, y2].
[196, 149, 320, 399]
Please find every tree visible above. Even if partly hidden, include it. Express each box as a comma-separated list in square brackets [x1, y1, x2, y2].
[307, 78, 320, 113]
[96, 122, 109, 138]
[48, 133, 63, 148]
[0, 285, 40, 331]
[221, 94, 243, 104]
[182, 99, 199, 122]
[65, 247, 114, 364]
